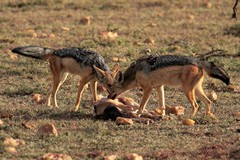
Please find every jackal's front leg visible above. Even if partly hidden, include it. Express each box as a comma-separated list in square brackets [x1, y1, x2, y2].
[74, 79, 88, 112]
[195, 86, 219, 121]
[47, 87, 53, 107]
[89, 80, 98, 103]
[136, 87, 152, 117]
[155, 85, 166, 116]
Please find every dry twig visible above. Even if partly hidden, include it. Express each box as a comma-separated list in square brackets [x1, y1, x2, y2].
[232, 0, 239, 18]
[195, 49, 239, 60]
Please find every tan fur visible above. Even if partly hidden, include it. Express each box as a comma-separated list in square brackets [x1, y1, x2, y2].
[109, 65, 215, 118]
[46, 55, 118, 111]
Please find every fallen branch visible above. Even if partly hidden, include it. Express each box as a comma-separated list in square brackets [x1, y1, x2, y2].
[232, 0, 239, 18]
[195, 49, 226, 60]
[195, 49, 240, 60]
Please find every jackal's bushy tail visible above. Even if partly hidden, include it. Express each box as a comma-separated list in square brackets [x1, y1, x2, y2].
[198, 61, 230, 85]
[11, 46, 55, 60]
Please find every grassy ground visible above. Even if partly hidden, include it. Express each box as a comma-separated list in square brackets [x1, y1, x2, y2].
[0, 0, 239, 159]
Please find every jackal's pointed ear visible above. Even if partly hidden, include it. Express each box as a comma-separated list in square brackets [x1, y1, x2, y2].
[111, 64, 120, 73]
[115, 70, 124, 84]
[93, 65, 106, 78]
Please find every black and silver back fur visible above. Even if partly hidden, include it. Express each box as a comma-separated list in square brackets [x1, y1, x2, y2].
[53, 47, 110, 71]
[123, 55, 197, 84]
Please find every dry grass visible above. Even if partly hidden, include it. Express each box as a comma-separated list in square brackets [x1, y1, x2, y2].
[0, 0, 239, 159]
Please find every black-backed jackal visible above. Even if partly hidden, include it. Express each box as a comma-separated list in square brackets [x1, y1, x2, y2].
[11, 46, 118, 111]
[103, 55, 230, 118]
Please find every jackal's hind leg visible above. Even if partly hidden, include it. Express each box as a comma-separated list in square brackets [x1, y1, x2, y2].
[136, 87, 152, 117]
[49, 72, 68, 108]
[155, 85, 166, 116]
[74, 78, 89, 112]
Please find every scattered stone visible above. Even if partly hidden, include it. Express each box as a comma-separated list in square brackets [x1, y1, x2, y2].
[182, 119, 195, 126]
[166, 105, 185, 116]
[3, 137, 19, 147]
[187, 14, 195, 20]
[204, 2, 212, 8]
[112, 57, 127, 62]
[61, 27, 70, 31]
[112, 57, 119, 62]
[143, 48, 151, 54]
[100, 31, 118, 40]
[41, 153, 72, 160]
[154, 108, 163, 115]
[32, 32, 38, 37]
[144, 37, 154, 45]
[23, 121, 37, 130]
[5, 146, 17, 154]
[16, 139, 26, 145]
[48, 33, 56, 38]
[119, 57, 127, 62]
[27, 29, 35, 33]
[38, 123, 58, 136]
[104, 154, 118, 160]
[38, 33, 48, 38]
[148, 22, 157, 27]
[9, 54, 18, 59]
[208, 91, 217, 102]
[133, 41, 141, 46]
[125, 153, 143, 160]
[3, 137, 25, 148]
[33, 93, 41, 103]
[80, 16, 91, 25]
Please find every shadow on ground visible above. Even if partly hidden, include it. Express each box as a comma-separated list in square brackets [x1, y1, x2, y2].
[224, 24, 240, 37]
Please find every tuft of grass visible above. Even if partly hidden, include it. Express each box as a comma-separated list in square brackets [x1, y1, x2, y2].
[3, 85, 35, 97]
